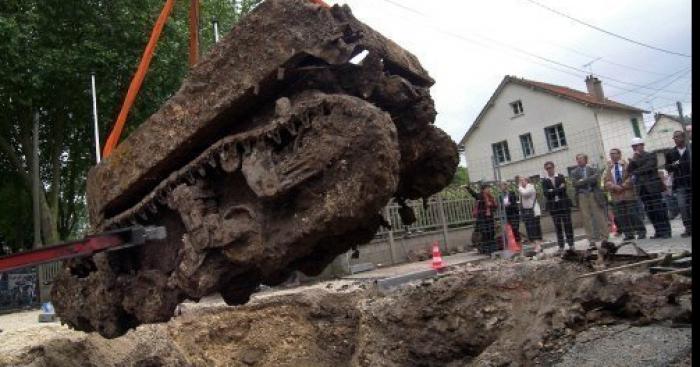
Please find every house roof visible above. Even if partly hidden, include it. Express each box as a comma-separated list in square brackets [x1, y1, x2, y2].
[459, 75, 649, 146]
[647, 113, 691, 134]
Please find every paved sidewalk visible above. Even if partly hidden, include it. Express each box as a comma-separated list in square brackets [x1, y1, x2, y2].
[343, 218, 691, 282]
[539, 218, 692, 255]
[342, 251, 488, 280]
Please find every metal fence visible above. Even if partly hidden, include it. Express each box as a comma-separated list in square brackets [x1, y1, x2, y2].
[376, 194, 475, 239]
[0, 261, 61, 311]
[0, 270, 38, 311]
[373, 183, 573, 239]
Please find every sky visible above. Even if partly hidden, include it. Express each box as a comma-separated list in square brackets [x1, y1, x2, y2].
[326, 0, 692, 152]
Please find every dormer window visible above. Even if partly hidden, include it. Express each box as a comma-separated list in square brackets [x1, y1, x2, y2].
[510, 100, 524, 115]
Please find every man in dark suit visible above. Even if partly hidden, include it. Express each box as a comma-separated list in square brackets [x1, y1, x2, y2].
[627, 137, 671, 238]
[664, 130, 691, 237]
[541, 161, 574, 251]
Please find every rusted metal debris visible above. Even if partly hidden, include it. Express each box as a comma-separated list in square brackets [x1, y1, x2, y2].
[52, 0, 458, 338]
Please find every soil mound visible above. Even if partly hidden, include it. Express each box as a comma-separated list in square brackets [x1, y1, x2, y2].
[2, 260, 691, 366]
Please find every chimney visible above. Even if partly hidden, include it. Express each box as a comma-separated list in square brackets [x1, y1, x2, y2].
[585, 75, 605, 102]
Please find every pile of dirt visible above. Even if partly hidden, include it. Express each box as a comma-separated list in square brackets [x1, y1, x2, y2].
[2, 259, 691, 366]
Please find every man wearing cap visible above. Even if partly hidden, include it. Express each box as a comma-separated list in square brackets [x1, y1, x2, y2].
[627, 137, 671, 238]
[664, 130, 692, 237]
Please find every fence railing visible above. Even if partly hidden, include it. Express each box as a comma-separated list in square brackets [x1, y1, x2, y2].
[375, 195, 475, 240]
[0, 270, 38, 311]
[0, 261, 61, 311]
[372, 183, 577, 242]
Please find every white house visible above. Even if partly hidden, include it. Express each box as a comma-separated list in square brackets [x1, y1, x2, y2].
[645, 113, 691, 163]
[459, 75, 648, 181]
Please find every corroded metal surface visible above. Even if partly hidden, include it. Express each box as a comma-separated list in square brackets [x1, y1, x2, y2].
[55, 0, 458, 338]
[87, 0, 433, 226]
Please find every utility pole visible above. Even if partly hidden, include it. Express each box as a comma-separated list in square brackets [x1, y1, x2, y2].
[212, 17, 220, 43]
[676, 101, 691, 148]
[91, 73, 101, 163]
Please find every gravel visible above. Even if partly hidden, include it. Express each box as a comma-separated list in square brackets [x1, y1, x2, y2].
[554, 324, 692, 367]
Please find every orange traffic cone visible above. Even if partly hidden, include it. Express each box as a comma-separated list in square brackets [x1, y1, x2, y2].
[505, 223, 521, 252]
[431, 241, 444, 270]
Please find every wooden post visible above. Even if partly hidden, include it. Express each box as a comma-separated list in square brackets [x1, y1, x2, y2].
[676, 102, 691, 149]
[436, 194, 450, 253]
[385, 206, 397, 265]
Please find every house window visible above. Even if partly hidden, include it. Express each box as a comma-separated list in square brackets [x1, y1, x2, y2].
[544, 124, 567, 151]
[519, 133, 535, 157]
[630, 118, 642, 138]
[492, 140, 511, 164]
[510, 100, 524, 115]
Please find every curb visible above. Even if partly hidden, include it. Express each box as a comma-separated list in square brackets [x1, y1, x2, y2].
[539, 234, 587, 250]
[373, 254, 490, 291]
[350, 236, 590, 290]
[375, 269, 438, 290]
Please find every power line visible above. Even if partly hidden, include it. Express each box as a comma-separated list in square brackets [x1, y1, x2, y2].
[522, 0, 691, 58]
[545, 41, 691, 77]
[376, 0, 689, 96]
[632, 69, 692, 106]
[608, 67, 692, 98]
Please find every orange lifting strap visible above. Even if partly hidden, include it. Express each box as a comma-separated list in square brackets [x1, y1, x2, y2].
[102, 0, 329, 159]
[102, 0, 176, 159]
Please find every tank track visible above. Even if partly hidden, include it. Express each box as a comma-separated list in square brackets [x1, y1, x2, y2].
[52, 91, 411, 337]
[53, 64, 458, 339]
[53, 23, 459, 338]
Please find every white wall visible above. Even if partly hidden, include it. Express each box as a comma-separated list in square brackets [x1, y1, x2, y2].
[595, 109, 646, 162]
[645, 116, 686, 154]
[463, 83, 604, 181]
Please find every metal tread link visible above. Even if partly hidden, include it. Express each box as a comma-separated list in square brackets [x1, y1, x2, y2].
[102, 98, 329, 231]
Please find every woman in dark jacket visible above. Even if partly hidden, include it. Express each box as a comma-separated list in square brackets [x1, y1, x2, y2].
[464, 183, 498, 254]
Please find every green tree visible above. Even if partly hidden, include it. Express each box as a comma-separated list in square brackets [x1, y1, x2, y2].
[448, 166, 469, 188]
[0, 0, 259, 250]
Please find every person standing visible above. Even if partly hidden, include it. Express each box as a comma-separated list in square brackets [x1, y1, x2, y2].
[664, 130, 692, 237]
[541, 161, 575, 251]
[570, 153, 611, 248]
[627, 137, 671, 238]
[499, 180, 521, 243]
[518, 176, 543, 245]
[659, 168, 679, 220]
[464, 183, 498, 254]
[603, 148, 646, 240]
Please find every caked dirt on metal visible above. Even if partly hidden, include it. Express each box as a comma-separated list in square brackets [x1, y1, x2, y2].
[5, 260, 691, 366]
[52, 0, 459, 338]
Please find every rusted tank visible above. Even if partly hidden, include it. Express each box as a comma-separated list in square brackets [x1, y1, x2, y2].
[52, 0, 458, 338]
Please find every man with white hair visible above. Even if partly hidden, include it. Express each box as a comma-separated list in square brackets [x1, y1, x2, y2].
[627, 137, 671, 238]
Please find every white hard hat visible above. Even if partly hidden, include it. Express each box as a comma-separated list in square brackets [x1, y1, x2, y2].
[630, 137, 645, 146]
